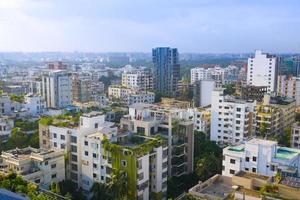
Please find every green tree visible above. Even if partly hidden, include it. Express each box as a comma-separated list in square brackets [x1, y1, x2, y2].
[90, 182, 111, 200]
[109, 170, 127, 200]
[195, 153, 222, 180]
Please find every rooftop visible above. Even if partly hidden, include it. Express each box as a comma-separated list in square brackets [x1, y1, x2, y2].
[275, 147, 300, 160]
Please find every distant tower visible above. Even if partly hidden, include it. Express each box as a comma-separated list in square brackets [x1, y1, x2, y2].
[247, 50, 279, 94]
[152, 47, 180, 96]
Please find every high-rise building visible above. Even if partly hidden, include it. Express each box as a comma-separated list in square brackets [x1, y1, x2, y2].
[152, 47, 180, 96]
[72, 74, 91, 103]
[41, 70, 72, 108]
[210, 88, 256, 144]
[247, 50, 279, 94]
[47, 61, 68, 70]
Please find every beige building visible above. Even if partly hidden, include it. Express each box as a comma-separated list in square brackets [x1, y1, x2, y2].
[120, 103, 194, 177]
[256, 95, 295, 137]
[0, 147, 65, 189]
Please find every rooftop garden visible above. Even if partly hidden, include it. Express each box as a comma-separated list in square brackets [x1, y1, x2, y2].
[9, 94, 25, 103]
[39, 112, 81, 127]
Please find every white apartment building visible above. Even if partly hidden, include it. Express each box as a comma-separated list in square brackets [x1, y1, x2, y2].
[222, 138, 300, 178]
[121, 69, 153, 90]
[0, 116, 14, 141]
[247, 50, 279, 94]
[108, 85, 155, 105]
[41, 111, 167, 200]
[81, 132, 168, 199]
[210, 89, 256, 144]
[41, 70, 73, 108]
[191, 68, 213, 84]
[185, 108, 211, 134]
[277, 75, 300, 106]
[292, 122, 300, 149]
[0, 147, 65, 189]
[191, 66, 236, 84]
[23, 94, 46, 116]
[46, 112, 117, 188]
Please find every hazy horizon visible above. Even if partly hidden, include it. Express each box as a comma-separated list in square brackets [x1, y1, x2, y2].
[1, 0, 300, 53]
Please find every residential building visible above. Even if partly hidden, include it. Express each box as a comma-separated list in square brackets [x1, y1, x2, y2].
[39, 112, 118, 189]
[121, 68, 153, 91]
[120, 103, 194, 177]
[41, 70, 72, 108]
[152, 47, 180, 96]
[0, 116, 14, 142]
[236, 83, 267, 102]
[277, 75, 300, 106]
[47, 61, 68, 70]
[247, 50, 279, 94]
[222, 138, 300, 178]
[0, 147, 65, 189]
[81, 132, 168, 200]
[193, 80, 216, 107]
[190, 67, 212, 84]
[291, 122, 300, 149]
[255, 95, 295, 137]
[189, 172, 300, 200]
[210, 88, 256, 144]
[72, 75, 91, 103]
[186, 107, 211, 134]
[108, 85, 155, 105]
[23, 94, 46, 116]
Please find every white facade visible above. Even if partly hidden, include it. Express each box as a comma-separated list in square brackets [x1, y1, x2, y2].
[0, 147, 65, 189]
[222, 138, 300, 178]
[108, 85, 155, 105]
[0, 117, 14, 141]
[247, 50, 278, 94]
[0, 93, 13, 116]
[191, 68, 212, 84]
[23, 94, 46, 116]
[185, 108, 211, 133]
[47, 112, 117, 188]
[41, 70, 73, 108]
[277, 75, 300, 106]
[210, 89, 256, 144]
[193, 80, 216, 107]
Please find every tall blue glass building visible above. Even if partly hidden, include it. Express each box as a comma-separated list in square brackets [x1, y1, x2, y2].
[152, 47, 180, 97]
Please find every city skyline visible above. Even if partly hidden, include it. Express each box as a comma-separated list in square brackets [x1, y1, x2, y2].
[0, 0, 300, 53]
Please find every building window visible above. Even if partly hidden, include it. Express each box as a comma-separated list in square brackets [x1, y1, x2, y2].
[230, 159, 235, 164]
[230, 169, 235, 174]
[71, 145, 77, 153]
[53, 133, 57, 138]
[253, 156, 257, 162]
[85, 151, 88, 156]
[51, 164, 56, 169]
[93, 153, 97, 158]
[71, 155, 77, 162]
[71, 136, 77, 143]
[71, 164, 78, 171]
[84, 141, 88, 146]
[52, 174, 57, 179]
[236, 108, 241, 112]
[252, 168, 256, 173]
[53, 142, 57, 147]
[93, 163, 97, 168]
[246, 157, 249, 162]
[95, 123, 98, 129]
[61, 135, 65, 140]
[122, 160, 127, 167]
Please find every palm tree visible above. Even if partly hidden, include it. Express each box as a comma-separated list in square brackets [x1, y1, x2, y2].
[90, 182, 111, 200]
[109, 169, 127, 200]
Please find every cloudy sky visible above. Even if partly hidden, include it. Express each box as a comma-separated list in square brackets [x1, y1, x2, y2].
[0, 0, 299, 53]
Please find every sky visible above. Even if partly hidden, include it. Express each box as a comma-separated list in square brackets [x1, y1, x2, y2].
[0, 0, 300, 53]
